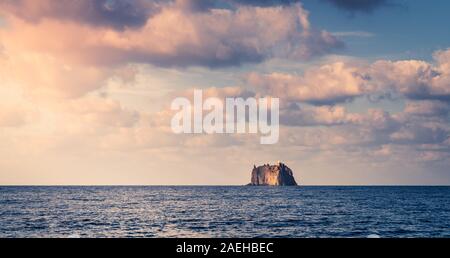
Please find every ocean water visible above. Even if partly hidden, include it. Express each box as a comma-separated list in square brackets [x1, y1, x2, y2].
[0, 186, 449, 238]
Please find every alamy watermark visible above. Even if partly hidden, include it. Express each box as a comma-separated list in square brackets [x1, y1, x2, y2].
[171, 90, 279, 144]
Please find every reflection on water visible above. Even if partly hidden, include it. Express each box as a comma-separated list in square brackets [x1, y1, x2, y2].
[0, 186, 449, 238]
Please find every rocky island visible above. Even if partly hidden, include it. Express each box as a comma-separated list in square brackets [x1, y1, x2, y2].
[248, 162, 298, 186]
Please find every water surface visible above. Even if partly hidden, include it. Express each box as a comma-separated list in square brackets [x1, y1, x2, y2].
[0, 186, 449, 237]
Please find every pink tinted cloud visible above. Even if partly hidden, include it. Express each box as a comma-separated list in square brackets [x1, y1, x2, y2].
[246, 62, 372, 105]
[0, 2, 343, 68]
[0, 0, 158, 29]
[247, 48, 450, 105]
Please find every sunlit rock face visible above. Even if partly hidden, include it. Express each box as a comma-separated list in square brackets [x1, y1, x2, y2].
[248, 163, 298, 186]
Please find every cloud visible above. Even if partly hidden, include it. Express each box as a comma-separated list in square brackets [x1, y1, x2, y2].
[0, 105, 31, 127]
[418, 151, 449, 162]
[171, 86, 254, 101]
[141, 48, 450, 154]
[246, 62, 372, 105]
[277, 104, 449, 153]
[390, 124, 449, 145]
[247, 48, 450, 105]
[0, 0, 160, 30]
[350, 108, 448, 148]
[139, 48, 450, 160]
[0, 46, 112, 99]
[404, 100, 450, 117]
[0, 2, 343, 68]
[370, 51, 450, 101]
[280, 104, 357, 126]
[65, 97, 140, 128]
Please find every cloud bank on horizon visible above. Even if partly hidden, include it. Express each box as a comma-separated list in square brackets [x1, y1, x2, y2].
[0, 0, 449, 185]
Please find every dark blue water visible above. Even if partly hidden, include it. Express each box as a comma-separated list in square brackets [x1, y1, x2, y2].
[0, 186, 449, 238]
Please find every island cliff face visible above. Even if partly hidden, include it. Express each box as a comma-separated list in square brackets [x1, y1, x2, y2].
[248, 163, 298, 186]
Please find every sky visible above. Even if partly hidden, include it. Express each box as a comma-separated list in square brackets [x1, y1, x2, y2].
[0, 0, 449, 185]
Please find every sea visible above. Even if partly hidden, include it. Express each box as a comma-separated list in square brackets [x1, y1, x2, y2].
[0, 186, 449, 238]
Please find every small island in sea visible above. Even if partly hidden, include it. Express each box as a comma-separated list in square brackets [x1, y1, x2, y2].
[248, 162, 298, 186]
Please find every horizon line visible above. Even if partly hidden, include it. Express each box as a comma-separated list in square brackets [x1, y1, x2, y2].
[1, 184, 449, 187]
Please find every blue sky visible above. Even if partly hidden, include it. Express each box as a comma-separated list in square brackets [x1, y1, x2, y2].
[302, 0, 450, 60]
